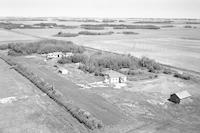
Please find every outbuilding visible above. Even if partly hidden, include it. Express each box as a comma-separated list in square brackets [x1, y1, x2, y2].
[168, 90, 191, 104]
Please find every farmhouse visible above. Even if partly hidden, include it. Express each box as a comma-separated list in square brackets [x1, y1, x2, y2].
[58, 68, 68, 74]
[102, 70, 127, 84]
[46, 52, 74, 59]
[168, 90, 191, 104]
[46, 52, 63, 59]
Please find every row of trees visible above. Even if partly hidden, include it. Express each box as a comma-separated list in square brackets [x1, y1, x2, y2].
[2, 40, 85, 56]
[80, 24, 160, 30]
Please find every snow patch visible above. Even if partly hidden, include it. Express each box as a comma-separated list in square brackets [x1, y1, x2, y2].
[0, 97, 17, 104]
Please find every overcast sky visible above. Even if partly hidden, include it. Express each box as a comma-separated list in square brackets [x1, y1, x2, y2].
[0, 0, 199, 18]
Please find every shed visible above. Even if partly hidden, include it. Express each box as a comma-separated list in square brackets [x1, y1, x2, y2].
[58, 68, 68, 74]
[168, 90, 191, 104]
[102, 70, 127, 84]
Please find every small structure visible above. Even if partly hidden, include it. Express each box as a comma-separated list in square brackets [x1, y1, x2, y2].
[168, 90, 191, 104]
[58, 68, 68, 74]
[102, 70, 127, 84]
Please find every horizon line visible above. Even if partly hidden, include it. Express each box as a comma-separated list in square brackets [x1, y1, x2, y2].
[0, 16, 200, 20]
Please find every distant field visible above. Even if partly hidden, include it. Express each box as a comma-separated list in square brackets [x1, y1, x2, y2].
[0, 29, 37, 42]
[5, 20, 200, 73]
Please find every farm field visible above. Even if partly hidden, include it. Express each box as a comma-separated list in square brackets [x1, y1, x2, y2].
[0, 58, 89, 133]
[0, 29, 38, 43]
[10, 23, 200, 73]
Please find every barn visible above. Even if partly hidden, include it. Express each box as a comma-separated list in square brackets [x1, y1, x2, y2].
[168, 90, 191, 104]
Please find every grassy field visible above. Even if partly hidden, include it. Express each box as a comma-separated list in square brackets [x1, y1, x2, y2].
[0, 58, 89, 133]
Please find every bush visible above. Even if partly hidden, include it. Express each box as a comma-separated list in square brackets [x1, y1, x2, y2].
[81, 25, 105, 30]
[126, 25, 160, 29]
[122, 31, 138, 35]
[80, 24, 160, 30]
[139, 57, 162, 73]
[163, 68, 173, 74]
[58, 53, 89, 64]
[78, 31, 114, 35]
[161, 25, 174, 28]
[8, 50, 23, 56]
[54, 32, 79, 37]
[71, 53, 88, 63]
[134, 21, 173, 24]
[174, 73, 190, 80]
[113, 26, 127, 29]
[0, 44, 9, 50]
[57, 57, 72, 64]
[184, 25, 192, 28]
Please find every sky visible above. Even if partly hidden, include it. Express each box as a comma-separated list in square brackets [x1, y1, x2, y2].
[0, 0, 200, 18]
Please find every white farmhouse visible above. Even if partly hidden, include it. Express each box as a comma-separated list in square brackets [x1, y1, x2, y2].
[102, 70, 127, 84]
[46, 52, 63, 59]
[46, 52, 74, 59]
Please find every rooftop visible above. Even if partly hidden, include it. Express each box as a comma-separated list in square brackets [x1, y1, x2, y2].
[175, 90, 191, 99]
[102, 70, 126, 78]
